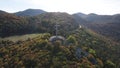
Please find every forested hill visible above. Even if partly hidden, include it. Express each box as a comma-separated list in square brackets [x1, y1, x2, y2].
[0, 11, 29, 37]
[0, 12, 79, 37]
[73, 13, 120, 42]
[0, 28, 119, 68]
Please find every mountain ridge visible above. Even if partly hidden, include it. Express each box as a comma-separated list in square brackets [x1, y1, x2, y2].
[14, 9, 46, 16]
[73, 13, 120, 42]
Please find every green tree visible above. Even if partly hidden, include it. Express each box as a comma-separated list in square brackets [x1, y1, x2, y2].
[66, 35, 77, 45]
[104, 60, 116, 68]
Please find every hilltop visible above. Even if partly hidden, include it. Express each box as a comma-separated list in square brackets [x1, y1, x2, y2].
[14, 9, 46, 16]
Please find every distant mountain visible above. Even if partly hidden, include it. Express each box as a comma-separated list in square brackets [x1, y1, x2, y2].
[0, 12, 79, 37]
[72, 13, 89, 25]
[74, 12, 87, 18]
[73, 13, 120, 23]
[73, 13, 120, 42]
[14, 9, 46, 16]
[0, 10, 8, 14]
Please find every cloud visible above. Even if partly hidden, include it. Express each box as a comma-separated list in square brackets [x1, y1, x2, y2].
[0, 0, 120, 14]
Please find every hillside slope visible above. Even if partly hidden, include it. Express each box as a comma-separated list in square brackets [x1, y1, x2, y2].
[0, 12, 79, 37]
[0, 28, 119, 68]
[0, 11, 30, 37]
[73, 13, 120, 42]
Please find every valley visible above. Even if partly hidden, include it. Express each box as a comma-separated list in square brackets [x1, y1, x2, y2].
[73, 13, 120, 43]
[0, 33, 42, 42]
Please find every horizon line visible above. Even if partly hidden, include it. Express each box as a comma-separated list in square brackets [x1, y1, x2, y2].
[0, 8, 120, 15]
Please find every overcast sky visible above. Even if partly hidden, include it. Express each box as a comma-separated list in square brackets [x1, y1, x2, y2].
[0, 0, 120, 15]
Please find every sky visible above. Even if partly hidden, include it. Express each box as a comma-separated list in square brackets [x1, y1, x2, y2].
[0, 0, 120, 15]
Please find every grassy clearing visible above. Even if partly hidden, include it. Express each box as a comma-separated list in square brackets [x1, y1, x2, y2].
[0, 33, 42, 42]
